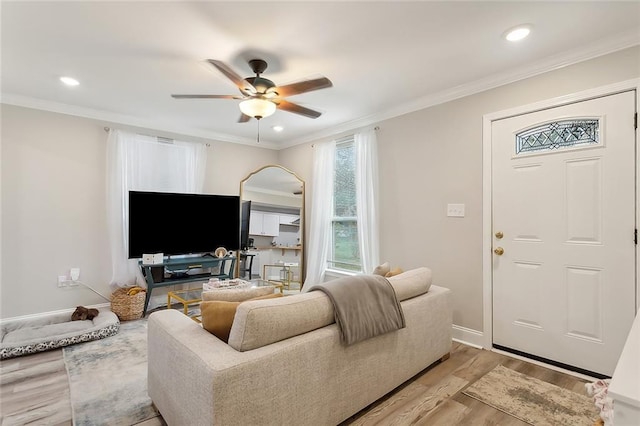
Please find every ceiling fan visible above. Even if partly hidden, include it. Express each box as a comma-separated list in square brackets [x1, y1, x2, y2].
[172, 59, 332, 122]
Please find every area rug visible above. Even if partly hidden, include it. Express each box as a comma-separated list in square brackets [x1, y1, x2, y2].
[63, 319, 159, 426]
[463, 365, 596, 425]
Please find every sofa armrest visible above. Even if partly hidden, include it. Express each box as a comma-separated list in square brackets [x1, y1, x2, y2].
[147, 310, 237, 425]
[148, 309, 307, 425]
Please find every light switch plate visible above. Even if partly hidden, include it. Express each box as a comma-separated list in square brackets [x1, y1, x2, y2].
[447, 203, 465, 217]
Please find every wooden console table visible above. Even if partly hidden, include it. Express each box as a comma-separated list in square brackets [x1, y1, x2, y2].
[139, 255, 236, 315]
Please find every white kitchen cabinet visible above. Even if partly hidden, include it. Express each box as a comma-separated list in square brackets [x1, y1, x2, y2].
[279, 214, 300, 226]
[249, 211, 280, 237]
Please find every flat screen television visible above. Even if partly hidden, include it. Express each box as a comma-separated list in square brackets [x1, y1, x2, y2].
[128, 191, 240, 258]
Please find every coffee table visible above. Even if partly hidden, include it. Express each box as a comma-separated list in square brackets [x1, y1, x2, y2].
[167, 288, 203, 323]
[250, 278, 284, 294]
[168, 280, 284, 323]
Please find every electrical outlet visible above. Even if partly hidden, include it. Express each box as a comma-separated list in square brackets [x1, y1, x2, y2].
[70, 268, 80, 281]
[58, 275, 68, 288]
[447, 203, 465, 217]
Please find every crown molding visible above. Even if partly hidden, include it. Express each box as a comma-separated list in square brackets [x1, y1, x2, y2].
[2, 29, 638, 151]
[0, 93, 281, 150]
[282, 30, 640, 149]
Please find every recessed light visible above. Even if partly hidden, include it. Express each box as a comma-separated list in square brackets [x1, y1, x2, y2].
[272, 125, 284, 132]
[504, 25, 532, 42]
[60, 76, 80, 86]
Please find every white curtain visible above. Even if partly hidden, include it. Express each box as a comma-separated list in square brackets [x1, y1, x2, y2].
[303, 140, 336, 288]
[355, 129, 380, 274]
[106, 129, 207, 289]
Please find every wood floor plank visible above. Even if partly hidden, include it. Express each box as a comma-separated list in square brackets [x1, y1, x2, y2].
[415, 344, 478, 388]
[455, 394, 530, 426]
[133, 415, 166, 426]
[378, 375, 469, 426]
[1, 341, 596, 426]
[343, 382, 427, 425]
[414, 400, 470, 425]
[1, 397, 71, 426]
[0, 350, 71, 426]
[2, 358, 66, 387]
[451, 348, 504, 383]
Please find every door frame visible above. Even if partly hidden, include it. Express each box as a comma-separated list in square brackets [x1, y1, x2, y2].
[482, 78, 640, 350]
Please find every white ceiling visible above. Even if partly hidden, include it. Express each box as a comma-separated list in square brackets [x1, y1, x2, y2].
[2, 1, 639, 149]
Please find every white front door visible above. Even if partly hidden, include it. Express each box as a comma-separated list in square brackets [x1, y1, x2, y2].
[492, 91, 636, 376]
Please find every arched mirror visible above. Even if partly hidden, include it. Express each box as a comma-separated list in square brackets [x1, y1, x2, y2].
[239, 165, 304, 292]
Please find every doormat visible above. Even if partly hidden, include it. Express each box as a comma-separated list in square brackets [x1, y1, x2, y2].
[63, 319, 159, 426]
[462, 365, 597, 425]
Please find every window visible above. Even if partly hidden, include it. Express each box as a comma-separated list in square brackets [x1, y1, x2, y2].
[329, 138, 361, 272]
[306, 129, 378, 285]
[515, 119, 600, 155]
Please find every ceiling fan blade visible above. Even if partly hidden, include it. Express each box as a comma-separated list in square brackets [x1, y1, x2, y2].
[207, 59, 256, 94]
[238, 113, 252, 123]
[274, 77, 332, 97]
[276, 100, 322, 119]
[171, 94, 243, 99]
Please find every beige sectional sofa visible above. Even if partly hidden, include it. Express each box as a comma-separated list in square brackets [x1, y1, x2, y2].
[147, 268, 452, 425]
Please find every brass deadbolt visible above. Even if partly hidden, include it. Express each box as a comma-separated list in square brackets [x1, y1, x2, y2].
[495, 231, 503, 239]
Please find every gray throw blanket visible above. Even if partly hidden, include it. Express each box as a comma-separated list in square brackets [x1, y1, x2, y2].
[310, 275, 405, 345]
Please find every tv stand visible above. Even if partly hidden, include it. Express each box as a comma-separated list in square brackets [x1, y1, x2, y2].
[139, 255, 236, 315]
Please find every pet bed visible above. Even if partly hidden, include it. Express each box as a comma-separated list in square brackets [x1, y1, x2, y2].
[0, 308, 119, 360]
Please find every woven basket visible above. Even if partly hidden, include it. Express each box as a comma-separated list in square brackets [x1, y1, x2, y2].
[110, 288, 145, 321]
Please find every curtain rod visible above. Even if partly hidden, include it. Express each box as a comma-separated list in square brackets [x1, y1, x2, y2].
[311, 126, 380, 148]
[103, 127, 210, 147]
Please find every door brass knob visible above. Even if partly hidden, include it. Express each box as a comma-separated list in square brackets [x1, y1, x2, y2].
[494, 247, 504, 255]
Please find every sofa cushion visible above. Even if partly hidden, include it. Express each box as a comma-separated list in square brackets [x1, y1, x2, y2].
[385, 267, 403, 278]
[201, 293, 281, 342]
[227, 267, 432, 351]
[387, 267, 432, 301]
[202, 285, 275, 302]
[372, 262, 390, 276]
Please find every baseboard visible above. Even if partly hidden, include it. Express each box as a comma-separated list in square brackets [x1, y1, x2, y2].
[452, 324, 485, 349]
[0, 302, 111, 324]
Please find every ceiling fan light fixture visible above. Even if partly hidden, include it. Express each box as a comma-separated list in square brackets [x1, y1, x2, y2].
[239, 98, 276, 119]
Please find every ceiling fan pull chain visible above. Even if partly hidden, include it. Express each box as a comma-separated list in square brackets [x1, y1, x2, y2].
[257, 120, 261, 143]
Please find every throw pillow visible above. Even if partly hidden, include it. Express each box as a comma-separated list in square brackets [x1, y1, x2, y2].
[385, 267, 403, 278]
[372, 262, 390, 276]
[201, 292, 282, 342]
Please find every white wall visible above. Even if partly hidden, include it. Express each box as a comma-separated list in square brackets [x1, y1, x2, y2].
[3, 47, 638, 322]
[279, 46, 640, 333]
[204, 141, 277, 196]
[0, 105, 276, 318]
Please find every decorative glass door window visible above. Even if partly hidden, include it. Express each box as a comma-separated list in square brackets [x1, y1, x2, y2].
[515, 119, 600, 155]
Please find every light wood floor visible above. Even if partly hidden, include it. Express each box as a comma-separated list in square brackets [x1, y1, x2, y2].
[1, 342, 594, 426]
[341, 342, 594, 425]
